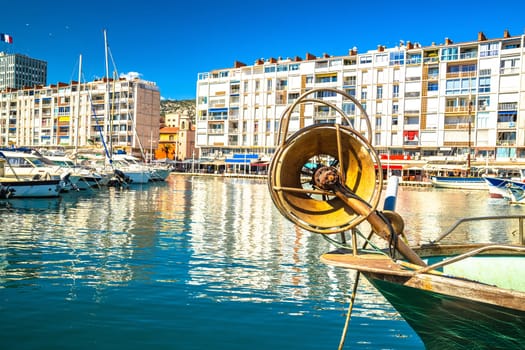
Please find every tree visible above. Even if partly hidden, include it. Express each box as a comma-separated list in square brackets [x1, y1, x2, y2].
[161, 144, 173, 160]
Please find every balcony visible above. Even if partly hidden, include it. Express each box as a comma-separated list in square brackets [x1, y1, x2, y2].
[500, 67, 520, 75]
[497, 122, 516, 129]
[444, 122, 470, 129]
[445, 106, 472, 114]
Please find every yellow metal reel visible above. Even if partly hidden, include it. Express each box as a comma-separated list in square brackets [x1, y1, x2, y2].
[268, 123, 382, 234]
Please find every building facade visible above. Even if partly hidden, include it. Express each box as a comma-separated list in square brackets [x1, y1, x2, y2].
[157, 111, 196, 160]
[0, 77, 160, 159]
[0, 52, 47, 90]
[196, 30, 525, 162]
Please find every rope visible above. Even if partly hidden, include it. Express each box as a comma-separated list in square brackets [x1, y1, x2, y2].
[376, 210, 398, 260]
[338, 270, 360, 350]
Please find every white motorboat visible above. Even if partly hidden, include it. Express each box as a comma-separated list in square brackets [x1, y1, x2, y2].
[0, 150, 79, 185]
[0, 177, 62, 198]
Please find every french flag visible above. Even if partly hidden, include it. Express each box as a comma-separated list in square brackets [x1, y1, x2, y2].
[1, 33, 13, 44]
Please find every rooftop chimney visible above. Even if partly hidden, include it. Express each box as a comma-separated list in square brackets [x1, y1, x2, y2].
[504, 29, 511, 38]
[445, 37, 453, 45]
[478, 32, 487, 41]
[233, 61, 246, 68]
[305, 52, 316, 60]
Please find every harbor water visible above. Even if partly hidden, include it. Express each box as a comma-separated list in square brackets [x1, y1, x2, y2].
[1, 174, 522, 349]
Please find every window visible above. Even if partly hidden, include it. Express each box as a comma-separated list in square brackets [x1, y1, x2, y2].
[345, 88, 356, 97]
[480, 42, 499, 57]
[405, 117, 419, 125]
[343, 76, 357, 86]
[315, 75, 337, 83]
[316, 90, 337, 98]
[360, 55, 372, 64]
[445, 78, 476, 94]
[392, 85, 399, 98]
[497, 131, 516, 144]
[377, 86, 383, 99]
[478, 96, 490, 111]
[441, 47, 458, 61]
[361, 87, 367, 100]
[315, 60, 328, 69]
[392, 103, 399, 114]
[479, 77, 491, 93]
[497, 110, 517, 123]
[389, 52, 404, 65]
[406, 53, 422, 64]
[428, 66, 439, 78]
[342, 103, 355, 114]
[447, 64, 476, 73]
[374, 133, 381, 145]
[500, 57, 520, 74]
[375, 54, 388, 63]
[477, 113, 489, 128]
[428, 82, 439, 91]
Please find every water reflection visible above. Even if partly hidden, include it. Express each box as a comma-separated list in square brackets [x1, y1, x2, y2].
[0, 175, 522, 311]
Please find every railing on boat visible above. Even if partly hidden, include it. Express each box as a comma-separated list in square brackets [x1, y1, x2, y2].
[431, 214, 525, 245]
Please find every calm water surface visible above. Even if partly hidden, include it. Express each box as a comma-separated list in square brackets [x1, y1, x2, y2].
[1, 174, 522, 349]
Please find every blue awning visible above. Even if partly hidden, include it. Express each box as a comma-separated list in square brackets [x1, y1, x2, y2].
[498, 110, 517, 115]
[209, 108, 228, 113]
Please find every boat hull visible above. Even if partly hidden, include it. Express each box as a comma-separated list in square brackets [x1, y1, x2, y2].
[321, 250, 525, 350]
[367, 274, 525, 350]
[430, 176, 487, 190]
[483, 176, 525, 202]
[0, 179, 61, 198]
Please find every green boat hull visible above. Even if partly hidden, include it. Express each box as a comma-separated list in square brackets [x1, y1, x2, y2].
[368, 276, 525, 350]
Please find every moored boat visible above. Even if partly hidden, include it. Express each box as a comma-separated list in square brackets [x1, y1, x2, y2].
[430, 175, 487, 190]
[483, 168, 525, 199]
[267, 88, 525, 349]
[0, 177, 62, 198]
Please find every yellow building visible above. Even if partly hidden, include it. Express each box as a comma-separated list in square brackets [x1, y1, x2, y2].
[155, 111, 196, 161]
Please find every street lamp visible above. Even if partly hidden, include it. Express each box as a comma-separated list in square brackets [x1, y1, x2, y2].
[192, 149, 195, 173]
[467, 100, 473, 176]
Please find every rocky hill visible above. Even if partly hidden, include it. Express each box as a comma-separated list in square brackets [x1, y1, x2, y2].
[160, 99, 196, 119]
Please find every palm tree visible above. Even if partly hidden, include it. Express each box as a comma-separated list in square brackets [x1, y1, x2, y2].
[161, 144, 173, 160]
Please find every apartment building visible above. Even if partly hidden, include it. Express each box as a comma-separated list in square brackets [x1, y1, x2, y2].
[196, 29, 525, 161]
[0, 77, 160, 159]
[0, 52, 47, 90]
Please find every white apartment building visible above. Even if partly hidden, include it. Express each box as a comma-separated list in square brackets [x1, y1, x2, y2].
[0, 77, 160, 158]
[196, 30, 525, 161]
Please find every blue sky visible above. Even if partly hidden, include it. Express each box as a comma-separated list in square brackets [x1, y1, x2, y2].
[2, 0, 525, 100]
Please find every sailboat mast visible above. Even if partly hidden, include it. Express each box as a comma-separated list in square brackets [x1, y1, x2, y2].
[104, 29, 112, 158]
[74, 54, 82, 159]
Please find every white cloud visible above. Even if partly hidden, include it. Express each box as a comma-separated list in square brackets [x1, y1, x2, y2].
[120, 71, 142, 80]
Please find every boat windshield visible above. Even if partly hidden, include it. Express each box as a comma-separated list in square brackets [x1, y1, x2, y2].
[7, 155, 46, 168]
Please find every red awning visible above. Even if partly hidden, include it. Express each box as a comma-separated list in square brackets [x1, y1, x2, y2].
[374, 164, 403, 170]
